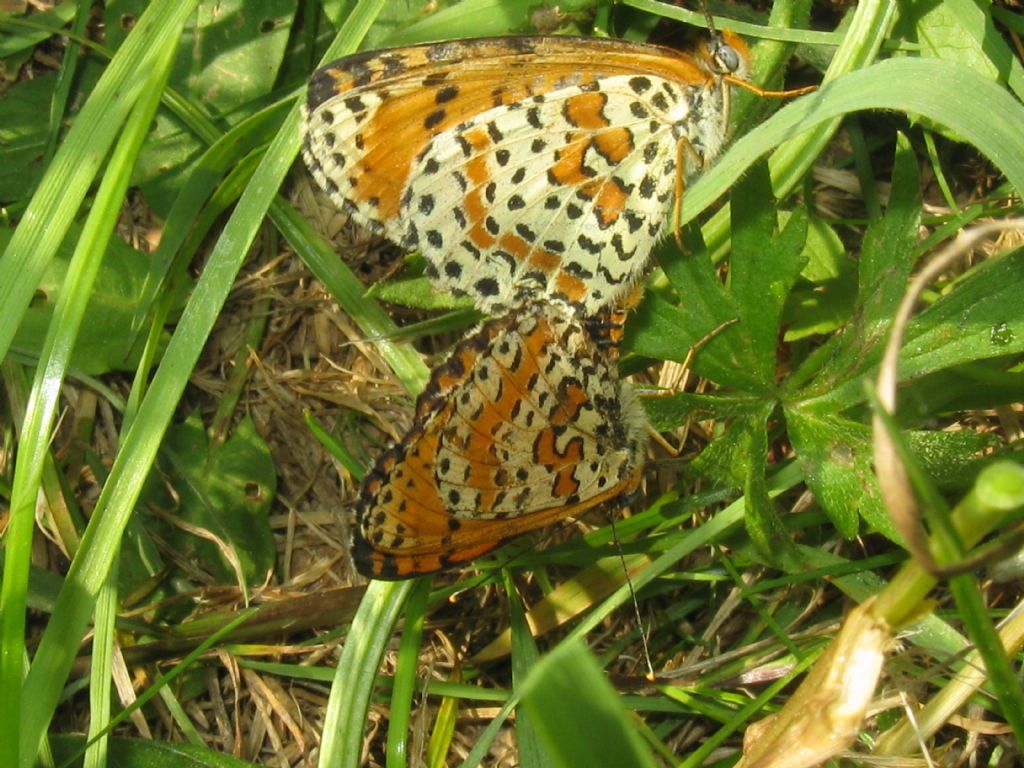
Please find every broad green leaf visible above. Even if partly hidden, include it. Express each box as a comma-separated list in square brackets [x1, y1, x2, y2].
[0, 71, 56, 202]
[811, 245, 1024, 406]
[174, 1, 296, 112]
[688, 401, 774, 491]
[639, 390, 763, 433]
[894, 0, 1024, 101]
[157, 414, 277, 586]
[118, 0, 299, 214]
[785, 409, 891, 539]
[899, 363, 1024, 422]
[787, 405, 1003, 543]
[630, 254, 773, 392]
[793, 213, 849, 283]
[787, 137, 921, 395]
[628, 292, 747, 391]
[5, 225, 154, 375]
[909, 429, 1003, 492]
[730, 161, 808, 384]
[782, 212, 856, 341]
[737, 401, 792, 558]
[902, 248, 1024, 378]
[857, 136, 922, 330]
[105, 0, 296, 108]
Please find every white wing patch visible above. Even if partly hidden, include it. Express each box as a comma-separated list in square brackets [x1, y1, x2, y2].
[401, 73, 728, 312]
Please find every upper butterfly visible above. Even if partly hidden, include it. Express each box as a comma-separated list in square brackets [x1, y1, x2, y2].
[302, 33, 750, 313]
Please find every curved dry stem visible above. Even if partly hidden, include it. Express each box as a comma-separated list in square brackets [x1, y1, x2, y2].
[873, 219, 1024, 576]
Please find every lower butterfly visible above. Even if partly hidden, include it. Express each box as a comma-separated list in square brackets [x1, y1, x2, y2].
[353, 299, 647, 579]
[302, 31, 753, 314]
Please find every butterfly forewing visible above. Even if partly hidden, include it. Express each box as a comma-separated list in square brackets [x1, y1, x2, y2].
[303, 34, 747, 313]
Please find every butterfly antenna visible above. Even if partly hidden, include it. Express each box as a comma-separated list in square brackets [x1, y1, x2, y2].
[609, 513, 655, 681]
[699, 0, 721, 44]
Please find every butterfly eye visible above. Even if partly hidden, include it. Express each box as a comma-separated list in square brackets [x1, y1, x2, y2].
[710, 40, 741, 74]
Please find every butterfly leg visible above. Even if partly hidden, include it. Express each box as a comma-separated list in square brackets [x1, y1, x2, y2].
[672, 136, 704, 251]
[724, 75, 816, 99]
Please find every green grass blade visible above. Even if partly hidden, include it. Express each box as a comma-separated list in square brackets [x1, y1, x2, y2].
[83, 561, 119, 768]
[319, 580, 413, 768]
[682, 57, 1024, 233]
[12, 0, 386, 755]
[693, 0, 894, 257]
[518, 641, 656, 768]
[386, 578, 431, 767]
[2, 22, 183, 765]
[505, 571, 546, 768]
[947, 570, 1024, 744]
[0, 0, 202, 363]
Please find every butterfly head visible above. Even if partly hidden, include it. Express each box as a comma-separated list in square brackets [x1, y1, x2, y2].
[709, 40, 740, 73]
[700, 30, 750, 80]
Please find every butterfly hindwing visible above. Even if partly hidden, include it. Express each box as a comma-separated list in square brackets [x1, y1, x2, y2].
[353, 300, 648, 579]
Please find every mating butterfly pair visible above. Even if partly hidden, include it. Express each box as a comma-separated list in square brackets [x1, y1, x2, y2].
[303, 29, 753, 578]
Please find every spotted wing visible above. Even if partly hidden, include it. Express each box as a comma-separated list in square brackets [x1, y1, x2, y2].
[352, 299, 648, 579]
[405, 70, 732, 313]
[303, 36, 737, 312]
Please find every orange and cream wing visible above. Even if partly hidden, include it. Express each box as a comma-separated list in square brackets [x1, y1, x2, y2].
[302, 35, 749, 313]
[352, 299, 648, 579]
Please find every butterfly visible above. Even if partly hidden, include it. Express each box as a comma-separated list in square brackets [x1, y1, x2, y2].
[302, 31, 752, 314]
[352, 299, 648, 579]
